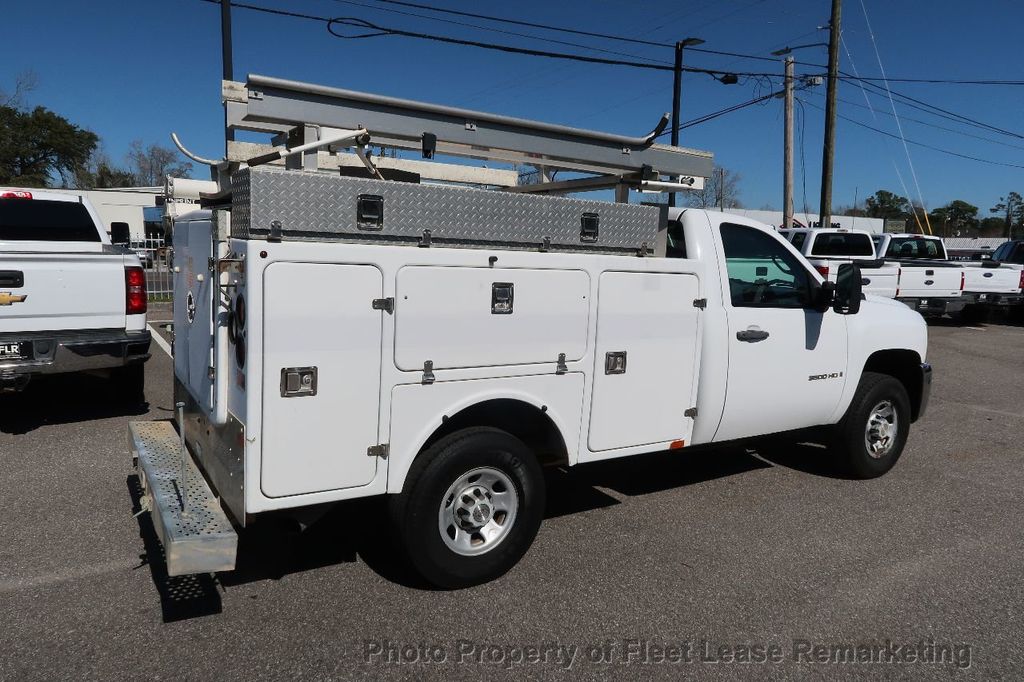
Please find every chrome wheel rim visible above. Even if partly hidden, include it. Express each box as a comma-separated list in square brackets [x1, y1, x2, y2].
[438, 467, 519, 556]
[865, 400, 898, 459]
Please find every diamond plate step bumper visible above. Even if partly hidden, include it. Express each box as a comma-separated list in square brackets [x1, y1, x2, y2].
[129, 421, 238, 576]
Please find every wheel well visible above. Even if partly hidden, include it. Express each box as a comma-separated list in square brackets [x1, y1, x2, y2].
[421, 399, 569, 467]
[863, 350, 924, 421]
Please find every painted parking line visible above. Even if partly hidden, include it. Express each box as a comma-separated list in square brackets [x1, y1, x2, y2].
[148, 323, 172, 357]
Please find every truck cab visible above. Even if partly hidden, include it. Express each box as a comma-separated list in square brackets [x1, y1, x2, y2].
[779, 227, 899, 299]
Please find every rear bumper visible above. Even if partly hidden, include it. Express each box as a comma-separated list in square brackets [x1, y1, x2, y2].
[915, 362, 932, 421]
[897, 297, 965, 315]
[129, 420, 238, 576]
[0, 328, 151, 377]
[964, 292, 1023, 307]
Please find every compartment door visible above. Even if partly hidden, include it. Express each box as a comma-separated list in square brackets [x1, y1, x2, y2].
[587, 271, 701, 453]
[261, 263, 383, 497]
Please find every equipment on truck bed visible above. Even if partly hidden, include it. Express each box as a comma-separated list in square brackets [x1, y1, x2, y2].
[130, 75, 928, 589]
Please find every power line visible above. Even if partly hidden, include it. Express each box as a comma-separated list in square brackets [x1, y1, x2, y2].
[851, 76, 1024, 140]
[329, 0, 674, 65]
[655, 90, 785, 139]
[800, 99, 1024, 170]
[325, 17, 787, 80]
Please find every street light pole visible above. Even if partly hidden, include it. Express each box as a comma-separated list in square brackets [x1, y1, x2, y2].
[819, 0, 842, 228]
[669, 37, 704, 208]
[783, 56, 795, 228]
[221, 0, 235, 153]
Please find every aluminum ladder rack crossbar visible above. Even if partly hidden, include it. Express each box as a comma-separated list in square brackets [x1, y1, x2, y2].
[224, 75, 713, 181]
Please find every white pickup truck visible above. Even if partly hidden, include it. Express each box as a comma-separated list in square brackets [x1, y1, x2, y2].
[779, 227, 899, 299]
[0, 188, 151, 397]
[874, 233, 1022, 320]
[127, 77, 934, 588]
[870, 233, 967, 316]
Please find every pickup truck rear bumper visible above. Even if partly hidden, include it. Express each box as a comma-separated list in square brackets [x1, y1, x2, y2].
[0, 328, 151, 379]
[897, 297, 966, 316]
[964, 292, 1023, 307]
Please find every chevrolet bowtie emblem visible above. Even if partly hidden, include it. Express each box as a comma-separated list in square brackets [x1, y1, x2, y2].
[0, 292, 27, 306]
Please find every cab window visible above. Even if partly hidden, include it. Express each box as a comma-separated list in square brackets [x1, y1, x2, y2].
[789, 231, 807, 252]
[720, 223, 813, 308]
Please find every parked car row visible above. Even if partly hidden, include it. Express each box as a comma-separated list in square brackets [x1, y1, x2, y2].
[780, 227, 1024, 320]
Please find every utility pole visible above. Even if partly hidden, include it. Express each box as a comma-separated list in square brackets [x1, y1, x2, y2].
[669, 37, 704, 208]
[718, 167, 725, 211]
[221, 0, 235, 153]
[783, 56, 795, 228]
[819, 0, 842, 229]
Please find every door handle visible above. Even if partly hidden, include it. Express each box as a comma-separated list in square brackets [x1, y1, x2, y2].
[736, 329, 770, 342]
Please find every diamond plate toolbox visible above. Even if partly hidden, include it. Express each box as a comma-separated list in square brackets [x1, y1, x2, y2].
[232, 167, 661, 254]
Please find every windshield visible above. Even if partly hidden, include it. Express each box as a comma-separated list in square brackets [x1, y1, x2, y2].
[810, 232, 876, 257]
[0, 199, 101, 242]
[886, 237, 945, 259]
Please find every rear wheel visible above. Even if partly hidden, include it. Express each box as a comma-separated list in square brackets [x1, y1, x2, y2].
[390, 427, 545, 589]
[110, 363, 145, 405]
[832, 372, 910, 479]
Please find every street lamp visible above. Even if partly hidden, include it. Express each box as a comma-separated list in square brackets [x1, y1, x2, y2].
[668, 37, 704, 207]
[770, 42, 828, 56]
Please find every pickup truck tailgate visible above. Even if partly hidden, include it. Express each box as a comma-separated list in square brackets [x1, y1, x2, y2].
[0, 251, 127, 333]
[896, 263, 963, 298]
[858, 262, 899, 299]
[961, 263, 1021, 294]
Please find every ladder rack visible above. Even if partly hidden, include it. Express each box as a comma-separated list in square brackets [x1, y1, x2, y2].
[223, 74, 713, 193]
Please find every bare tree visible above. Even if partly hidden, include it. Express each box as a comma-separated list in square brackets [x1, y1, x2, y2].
[0, 70, 38, 109]
[685, 165, 742, 210]
[127, 140, 192, 186]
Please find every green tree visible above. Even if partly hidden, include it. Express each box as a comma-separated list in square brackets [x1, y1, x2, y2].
[0, 105, 98, 187]
[865, 190, 909, 220]
[990, 192, 1023, 240]
[931, 200, 979, 237]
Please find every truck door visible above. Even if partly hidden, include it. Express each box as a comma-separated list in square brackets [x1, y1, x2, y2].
[260, 262, 383, 497]
[714, 222, 848, 442]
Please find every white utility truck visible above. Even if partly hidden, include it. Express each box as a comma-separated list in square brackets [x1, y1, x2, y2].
[873, 233, 1022, 321]
[0, 188, 150, 396]
[779, 227, 899, 299]
[129, 75, 932, 588]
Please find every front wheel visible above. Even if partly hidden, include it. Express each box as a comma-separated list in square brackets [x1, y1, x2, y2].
[832, 372, 911, 479]
[390, 427, 545, 589]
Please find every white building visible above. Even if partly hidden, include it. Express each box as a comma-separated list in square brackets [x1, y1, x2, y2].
[704, 208, 886, 234]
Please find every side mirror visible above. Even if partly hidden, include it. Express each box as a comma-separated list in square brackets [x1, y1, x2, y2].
[110, 222, 130, 246]
[833, 263, 863, 315]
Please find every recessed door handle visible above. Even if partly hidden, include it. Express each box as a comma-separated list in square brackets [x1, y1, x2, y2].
[736, 329, 770, 342]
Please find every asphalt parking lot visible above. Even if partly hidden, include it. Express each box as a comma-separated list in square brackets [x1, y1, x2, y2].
[1, 311, 1022, 679]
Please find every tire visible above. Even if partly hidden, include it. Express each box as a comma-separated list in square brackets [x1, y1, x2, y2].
[832, 372, 911, 479]
[390, 427, 545, 589]
[110, 362, 146, 405]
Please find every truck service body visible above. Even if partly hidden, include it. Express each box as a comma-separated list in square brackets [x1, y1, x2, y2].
[0, 188, 151, 394]
[128, 75, 932, 588]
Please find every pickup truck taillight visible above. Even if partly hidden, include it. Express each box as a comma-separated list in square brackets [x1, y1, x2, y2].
[815, 265, 829, 278]
[1019, 271, 1024, 290]
[125, 266, 147, 315]
[0, 190, 32, 199]
[960, 271, 965, 291]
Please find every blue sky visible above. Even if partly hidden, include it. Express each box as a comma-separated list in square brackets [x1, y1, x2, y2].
[3, 0, 1022, 215]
